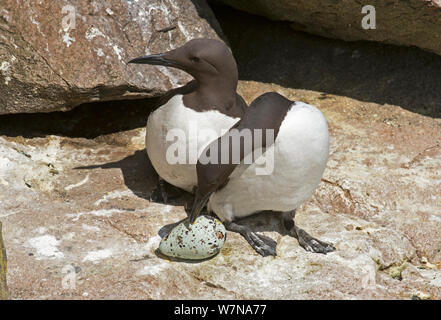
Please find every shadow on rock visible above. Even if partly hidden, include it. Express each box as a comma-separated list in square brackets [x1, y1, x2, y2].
[0, 98, 158, 139]
[232, 210, 288, 235]
[190, 0, 228, 43]
[74, 149, 191, 205]
[158, 210, 288, 239]
[210, 4, 441, 118]
[158, 220, 184, 239]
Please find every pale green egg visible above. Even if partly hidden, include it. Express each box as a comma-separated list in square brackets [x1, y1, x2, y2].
[158, 215, 226, 260]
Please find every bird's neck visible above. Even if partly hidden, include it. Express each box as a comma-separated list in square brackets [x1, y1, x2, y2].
[184, 79, 237, 112]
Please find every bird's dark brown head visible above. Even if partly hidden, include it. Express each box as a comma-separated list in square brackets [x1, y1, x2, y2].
[128, 38, 239, 90]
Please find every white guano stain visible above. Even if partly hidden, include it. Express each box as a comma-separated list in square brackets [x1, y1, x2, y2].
[144, 235, 161, 253]
[67, 208, 126, 222]
[82, 224, 101, 232]
[158, 66, 179, 87]
[94, 48, 105, 57]
[29, 15, 42, 34]
[85, 27, 105, 41]
[429, 215, 441, 223]
[84, 27, 124, 62]
[65, 174, 89, 191]
[130, 128, 146, 147]
[27, 235, 64, 259]
[177, 21, 191, 41]
[160, 205, 173, 215]
[62, 32, 75, 47]
[83, 249, 113, 262]
[0, 61, 11, 85]
[36, 227, 47, 234]
[0, 137, 63, 193]
[0, 176, 8, 186]
[91, 1, 101, 11]
[62, 232, 75, 241]
[29, 138, 61, 164]
[27, 2, 49, 53]
[112, 44, 124, 62]
[136, 260, 170, 276]
[0, 9, 10, 22]
[94, 189, 134, 206]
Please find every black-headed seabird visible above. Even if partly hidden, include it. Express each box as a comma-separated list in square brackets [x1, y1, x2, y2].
[129, 39, 247, 200]
[188, 92, 335, 256]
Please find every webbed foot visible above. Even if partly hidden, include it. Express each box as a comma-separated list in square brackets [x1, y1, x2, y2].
[293, 227, 335, 254]
[226, 221, 277, 257]
[283, 210, 335, 254]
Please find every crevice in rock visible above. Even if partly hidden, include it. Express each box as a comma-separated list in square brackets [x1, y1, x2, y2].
[105, 218, 144, 243]
[208, 3, 441, 118]
[13, 26, 71, 89]
[400, 142, 441, 169]
[0, 97, 159, 139]
[321, 178, 354, 203]
[190, 0, 228, 42]
[189, 271, 241, 297]
[320, 178, 357, 215]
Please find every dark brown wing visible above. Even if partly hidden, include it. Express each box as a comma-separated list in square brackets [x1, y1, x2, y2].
[196, 92, 294, 197]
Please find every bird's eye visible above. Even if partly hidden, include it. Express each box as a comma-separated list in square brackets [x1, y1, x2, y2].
[190, 56, 200, 63]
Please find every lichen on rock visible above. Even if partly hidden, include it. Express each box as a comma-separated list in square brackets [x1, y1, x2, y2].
[0, 221, 8, 300]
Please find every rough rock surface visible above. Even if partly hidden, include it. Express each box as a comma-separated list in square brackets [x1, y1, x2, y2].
[1, 81, 440, 299]
[1, 6, 440, 300]
[1, 88, 440, 299]
[0, 0, 222, 114]
[215, 0, 441, 57]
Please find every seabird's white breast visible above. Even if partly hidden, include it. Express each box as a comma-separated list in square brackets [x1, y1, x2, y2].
[208, 101, 330, 222]
[146, 94, 240, 192]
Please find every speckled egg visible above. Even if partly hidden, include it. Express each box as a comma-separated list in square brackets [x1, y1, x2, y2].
[158, 215, 226, 260]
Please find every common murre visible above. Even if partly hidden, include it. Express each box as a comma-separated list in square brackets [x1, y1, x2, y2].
[128, 39, 247, 201]
[188, 92, 335, 256]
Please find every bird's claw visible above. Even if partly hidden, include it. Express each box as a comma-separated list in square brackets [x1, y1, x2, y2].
[246, 232, 277, 257]
[295, 228, 335, 254]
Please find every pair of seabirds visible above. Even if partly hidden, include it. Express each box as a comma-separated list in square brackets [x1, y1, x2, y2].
[129, 39, 334, 256]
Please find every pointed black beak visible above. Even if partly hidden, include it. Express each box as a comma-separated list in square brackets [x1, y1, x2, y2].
[128, 53, 177, 67]
[188, 192, 212, 224]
